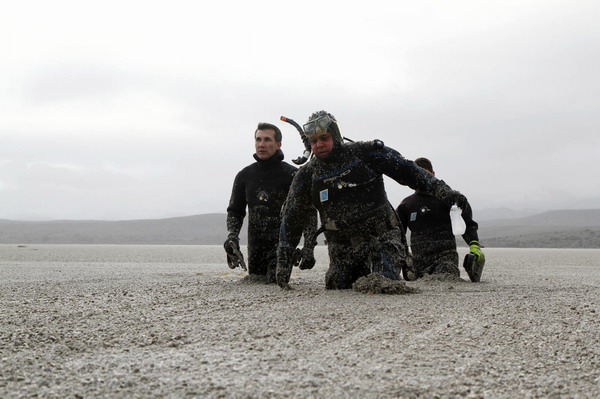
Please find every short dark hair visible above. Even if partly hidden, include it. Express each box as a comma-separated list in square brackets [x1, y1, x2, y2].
[255, 123, 282, 142]
[414, 157, 433, 173]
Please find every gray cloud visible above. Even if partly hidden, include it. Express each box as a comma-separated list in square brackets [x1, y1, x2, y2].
[1, 1, 599, 220]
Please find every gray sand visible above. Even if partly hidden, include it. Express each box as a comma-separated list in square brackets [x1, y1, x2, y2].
[1, 245, 599, 398]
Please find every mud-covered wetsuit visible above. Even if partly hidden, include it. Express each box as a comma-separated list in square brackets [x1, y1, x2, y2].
[397, 191, 479, 277]
[227, 150, 315, 280]
[278, 140, 465, 289]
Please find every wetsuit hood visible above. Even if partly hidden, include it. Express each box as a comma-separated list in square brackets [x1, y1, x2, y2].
[253, 149, 284, 166]
[304, 110, 343, 143]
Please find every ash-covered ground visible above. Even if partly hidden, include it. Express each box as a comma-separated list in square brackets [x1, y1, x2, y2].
[1, 245, 599, 398]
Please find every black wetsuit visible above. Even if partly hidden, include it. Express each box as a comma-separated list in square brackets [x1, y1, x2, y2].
[278, 141, 463, 289]
[397, 191, 479, 277]
[227, 150, 301, 279]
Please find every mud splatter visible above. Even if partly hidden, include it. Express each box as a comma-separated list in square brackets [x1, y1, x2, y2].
[239, 274, 270, 284]
[352, 273, 418, 294]
[419, 273, 466, 283]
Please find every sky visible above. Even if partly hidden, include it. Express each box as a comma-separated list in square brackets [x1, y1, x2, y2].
[1, 0, 599, 221]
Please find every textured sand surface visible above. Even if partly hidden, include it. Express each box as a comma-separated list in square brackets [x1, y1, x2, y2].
[1, 245, 599, 398]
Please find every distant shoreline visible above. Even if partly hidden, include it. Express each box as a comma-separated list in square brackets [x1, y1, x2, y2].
[2, 210, 600, 248]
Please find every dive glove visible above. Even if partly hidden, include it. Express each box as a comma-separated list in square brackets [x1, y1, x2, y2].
[224, 236, 246, 270]
[469, 240, 485, 263]
[433, 182, 468, 209]
[296, 247, 316, 270]
[401, 252, 418, 281]
[463, 240, 485, 282]
[276, 245, 294, 290]
[452, 191, 468, 210]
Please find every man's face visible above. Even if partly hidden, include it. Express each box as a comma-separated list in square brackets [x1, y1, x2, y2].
[255, 129, 281, 160]
[309, 132, 334, 158]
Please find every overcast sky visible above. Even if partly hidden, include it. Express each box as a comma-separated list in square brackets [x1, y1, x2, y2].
[1, 0, 599, 220]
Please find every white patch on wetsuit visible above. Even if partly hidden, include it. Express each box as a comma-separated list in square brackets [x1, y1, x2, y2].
[410, 212, 417, 222]
[320, 189, 329, 202]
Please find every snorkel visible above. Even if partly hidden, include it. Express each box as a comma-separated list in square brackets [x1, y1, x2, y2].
[281, 116, 312, 165]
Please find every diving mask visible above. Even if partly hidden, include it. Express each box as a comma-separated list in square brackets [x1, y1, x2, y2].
[303, 115, 333, 135]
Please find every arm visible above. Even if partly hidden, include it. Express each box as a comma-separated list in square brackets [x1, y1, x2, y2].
[460, 201, 480, 246]
[396, 202, 410, 235]
[276, 167, 314, 288]
[461, 202, 485, 264]
[224, 172, 246, 268]
[296, 208, 318, 270]
[366, 142, 468, 209]
[226, 172, 246, 239]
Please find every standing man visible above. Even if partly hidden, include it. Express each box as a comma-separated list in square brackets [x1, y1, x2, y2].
[396, 157, 485, 281]
[276, 110, 471, 290]
[225, 123, 316, 283]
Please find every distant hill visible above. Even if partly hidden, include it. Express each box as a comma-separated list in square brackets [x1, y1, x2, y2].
[1, 209, 600, 248]
[478, 209, 600, 248]
[0, 214, 241, 245]
[484, 209, 600, 227]
[475, 207, 541, 221]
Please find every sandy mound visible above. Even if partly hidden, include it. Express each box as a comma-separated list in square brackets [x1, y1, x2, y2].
[238, 274, 270, 284]
[352, 273, 418, 294]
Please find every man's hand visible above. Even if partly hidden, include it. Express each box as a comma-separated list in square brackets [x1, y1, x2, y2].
[297, 247, 316, 270]
[469, 240, 485, 263]
[452, 191, 468, 210]
[224, 236, 239, 253]
[224, 236, 245, 269]
[433, 182, 468, 209]
[464, 240, 485, 282]
[276, 245, 294, 289]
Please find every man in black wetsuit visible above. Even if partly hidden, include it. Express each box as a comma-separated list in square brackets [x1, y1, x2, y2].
[276, 111, 471, 290]
[396, 157, 485, 280]
[225, 122, 316, 283]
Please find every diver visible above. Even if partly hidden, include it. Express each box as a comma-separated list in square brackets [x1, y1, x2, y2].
[397, 157, 485, 281]
[225, 122, 317, 283]
[276, 111, 471, 289]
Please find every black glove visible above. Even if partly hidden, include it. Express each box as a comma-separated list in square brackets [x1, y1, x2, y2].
[297, 247, 316, 270]
[224, 236, 239, 253]
[224, 236, 244, 270]
[402, 252, 418, 281]
[433, 181, 468, 209]
[276, 245, 294, 289]
[452, 191, 468, 210]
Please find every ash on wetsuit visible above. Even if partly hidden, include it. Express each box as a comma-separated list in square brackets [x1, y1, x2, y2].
[226, 125, 317, 283]
[397, 190, 479, 277]
[276, 111, 470, 289]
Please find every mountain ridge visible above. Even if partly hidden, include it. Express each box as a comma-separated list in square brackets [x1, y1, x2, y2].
[1, 209, 600, 248]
